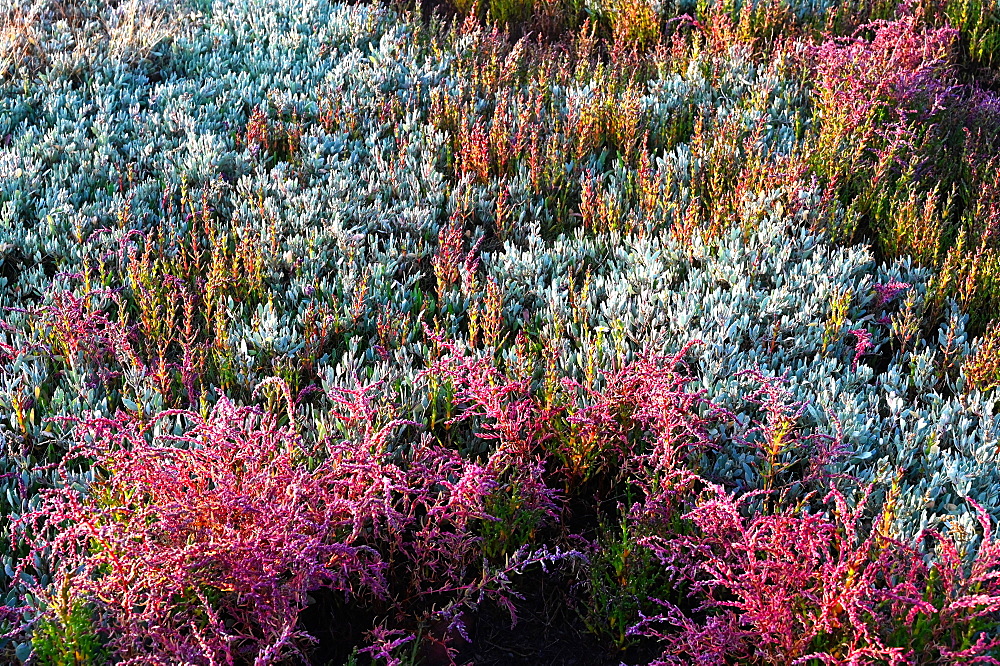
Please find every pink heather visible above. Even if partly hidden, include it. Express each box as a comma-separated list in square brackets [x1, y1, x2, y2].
[850, 328, 874, 370]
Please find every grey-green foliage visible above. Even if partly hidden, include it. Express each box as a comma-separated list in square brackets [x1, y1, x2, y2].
[480, 181, 999, 541]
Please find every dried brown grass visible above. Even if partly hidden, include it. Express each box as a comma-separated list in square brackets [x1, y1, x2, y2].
[0, 0, 182, 78]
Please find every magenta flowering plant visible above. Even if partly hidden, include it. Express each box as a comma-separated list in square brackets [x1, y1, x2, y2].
[849, 328, 875, 371]
[729, 368, 847, 492]
[14, 374, 575, 664]
[555, 341, 732, 530]
[422, 337, 724, 505]
[632, 484, 1000, 665]
[614, 363, 1000, 664]
[35, 289, 142, 389]
[873, 281, 912, 307]
[634, 485, 910, 664]
[813, 8, 959, 174]
[18, 398, 389, 664]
